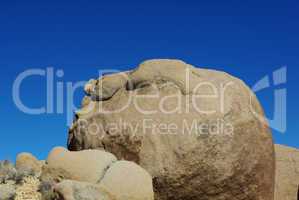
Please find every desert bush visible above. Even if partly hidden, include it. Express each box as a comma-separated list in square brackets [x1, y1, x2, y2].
[15, 167, 35, 184]
[0, 160, 17, 184]
[0, 184, 16, 200]
[39, 180, 59, 200]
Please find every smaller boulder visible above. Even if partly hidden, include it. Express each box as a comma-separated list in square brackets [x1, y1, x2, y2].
[100, 161, 154, 200]
[54, 180, 115, 200]
[0, 184, 16, 200]
[16, 153, 42, 176]
[46, 147, 117, 183]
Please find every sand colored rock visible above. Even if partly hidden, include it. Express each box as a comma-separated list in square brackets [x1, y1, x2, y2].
[100, 160, 154, 200]
[68, 59, 275, 200]
[275, 144, 299, 200]
[46, 147, 117, 183]
[40, 164, 73, 183]
[16, 152, 42, 176]
[85, 72, 130, 101]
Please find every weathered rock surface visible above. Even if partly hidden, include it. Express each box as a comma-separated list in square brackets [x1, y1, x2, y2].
[275, 144, 299, 200]
[68, 59, 275, 200]
[100, 160, 154, 200]
[85, 72, 130, 101]
[16, 153, 42, 176]
[54, 180, 115, 200]
[46, 147, 117, 183]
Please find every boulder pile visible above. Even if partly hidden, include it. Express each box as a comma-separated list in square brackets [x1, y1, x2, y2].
[0, 147, 154, 200]
[2, 59, 299, 200]
[2, 145, 299, 200]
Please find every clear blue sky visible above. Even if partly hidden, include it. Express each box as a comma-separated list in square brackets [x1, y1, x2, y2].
[0, 0, 298, 161]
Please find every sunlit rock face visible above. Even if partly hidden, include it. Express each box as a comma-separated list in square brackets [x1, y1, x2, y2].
[275, 144, 299, 200]
[68, 59, 275, 200]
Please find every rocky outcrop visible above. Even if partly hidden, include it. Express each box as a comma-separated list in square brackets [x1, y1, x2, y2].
[4, 144, 299, 200]
[275, 144, 299, 200]
[45, 147, 154, 200]
[0, 147, 154, 200]
[68, 59, 275, 200]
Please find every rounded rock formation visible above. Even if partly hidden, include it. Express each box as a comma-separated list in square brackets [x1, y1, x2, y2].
[100, 160, 154, 200]
[16, 152, 42, 176]
[46, 147, 117, 183]
[68, 59, 275, 200]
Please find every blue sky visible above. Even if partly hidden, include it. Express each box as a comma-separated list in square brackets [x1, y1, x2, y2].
[0, 0, 298, 161]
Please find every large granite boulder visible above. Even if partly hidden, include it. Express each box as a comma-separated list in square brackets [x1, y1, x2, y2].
[275, 144, 299, 200]
[46, 147, 117, 183]
[68, 59, 275, 200]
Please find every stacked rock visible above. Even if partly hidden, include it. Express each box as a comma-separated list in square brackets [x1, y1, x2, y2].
[45, 147, 154, 200]
[0, 147, 154, 200]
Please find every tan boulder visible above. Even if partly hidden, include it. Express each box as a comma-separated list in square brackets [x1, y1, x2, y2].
[16, 153, 42, 176]
[46, 147, 117, 183]
[275, 144, 299, 200]
[68, 59, 275, 200]
[100, 160, 154, 200]
[40, 165, 73, 183]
